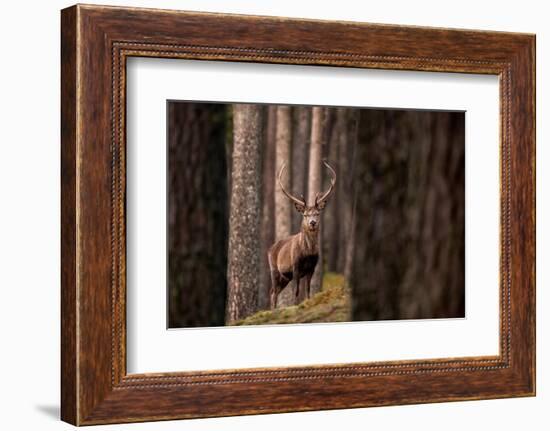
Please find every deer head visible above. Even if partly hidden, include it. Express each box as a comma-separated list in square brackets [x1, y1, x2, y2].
[278, 161, 336, 234]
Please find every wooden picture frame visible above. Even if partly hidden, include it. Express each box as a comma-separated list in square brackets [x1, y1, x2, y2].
[61, 4, 535, 425]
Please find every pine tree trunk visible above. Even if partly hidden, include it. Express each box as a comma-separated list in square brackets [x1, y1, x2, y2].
[274, 106, 294, 306]
[324, 108, 344, 272]
[274, 106, 293, 241]
[258, 106, 277, 310]
[291, 106, 311, 233]
[308, 106, 326, 295]
[351, 110, 408, 320]
[226, 104, 263, 323]
[350, 110, 465, 321]
[168, 103, 228, 328]
[399, 111, 465, 318]
[340, 109, 359, 281]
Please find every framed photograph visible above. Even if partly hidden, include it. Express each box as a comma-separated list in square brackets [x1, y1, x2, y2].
[61, 4, 535, 425]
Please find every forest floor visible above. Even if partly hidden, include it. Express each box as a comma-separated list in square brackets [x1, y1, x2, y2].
[232, 273, 351, 326]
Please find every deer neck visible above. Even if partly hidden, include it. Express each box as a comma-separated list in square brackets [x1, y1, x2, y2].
[299, 227, 319, 256]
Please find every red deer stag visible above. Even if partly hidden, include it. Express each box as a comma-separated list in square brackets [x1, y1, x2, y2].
[267, 161, 336, 309]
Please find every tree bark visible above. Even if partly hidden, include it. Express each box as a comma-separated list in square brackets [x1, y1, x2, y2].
[274, 106, 293, 241]
[399, 111, 465, 318]
[351, 110, 408, 320]
[307, 106, 327, 295]
[324, 108, 344, 272]
[258, 106, 277, 310]
[350, 110, 465, 321]
[291, 106, 311, 232]
[226, 104, 263, 323]
[274, 106, 294, 307]
[168, 102, 228, 328]
[340, 109, 359, 281]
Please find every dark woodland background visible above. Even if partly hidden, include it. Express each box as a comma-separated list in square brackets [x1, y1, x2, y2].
[167, 102, 465, 328]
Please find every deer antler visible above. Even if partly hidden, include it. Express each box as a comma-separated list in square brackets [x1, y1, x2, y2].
[278, 163, 306, 208]
[315, 160, 337, 206]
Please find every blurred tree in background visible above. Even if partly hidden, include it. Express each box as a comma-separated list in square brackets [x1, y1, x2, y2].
[258, 106, 277, 310]
[350, 110, 465, 320]
[273, 106, 295, 307]
[167, 103, 228, 328]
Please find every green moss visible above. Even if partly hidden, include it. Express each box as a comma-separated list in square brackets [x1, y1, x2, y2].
[231, 273, 351, 326]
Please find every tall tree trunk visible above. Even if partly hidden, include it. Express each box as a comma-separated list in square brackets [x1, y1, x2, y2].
[224, 107, 234, 203]
[258, 106, 277, 310]
[399, 111, 465, 318]
[291, 106, 311, 232]
[351, 110, 408, 320]
[274, 106, 293, 241]
[350, 110, 465, 321]
[340, 109, 359, 281]
[274, 106, 294, 306]
[226, 104, 263, 323]
[168, 102, 228, 328]
[308, 106, 327, 295]
[324, 108, 344, 272]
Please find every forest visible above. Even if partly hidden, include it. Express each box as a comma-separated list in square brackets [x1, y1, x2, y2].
[167, 102, 465, 328]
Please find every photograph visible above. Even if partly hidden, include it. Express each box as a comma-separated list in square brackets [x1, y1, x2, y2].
[167, 101, 466, 328]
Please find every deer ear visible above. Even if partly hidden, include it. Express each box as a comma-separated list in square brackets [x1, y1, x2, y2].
[315, 200, 327, 211]
[294, 202, 306, 213]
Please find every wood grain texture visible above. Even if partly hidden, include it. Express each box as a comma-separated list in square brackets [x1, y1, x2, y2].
[61, 4, 535, 425]
[60, 5, 78, 425]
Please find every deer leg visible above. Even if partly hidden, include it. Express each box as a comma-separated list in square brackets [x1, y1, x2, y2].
[294, 276, 302, 305]
[269, 270, 279, 310]
[305, 273, 313, 299]
[292, 265, 300, 305]
[270, 289, 278, 310]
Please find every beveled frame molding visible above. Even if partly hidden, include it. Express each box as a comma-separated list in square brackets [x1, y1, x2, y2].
[61, 4, 535, 425]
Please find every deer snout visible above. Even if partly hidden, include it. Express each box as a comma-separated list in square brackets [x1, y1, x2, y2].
[309, 220, 317, 228]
